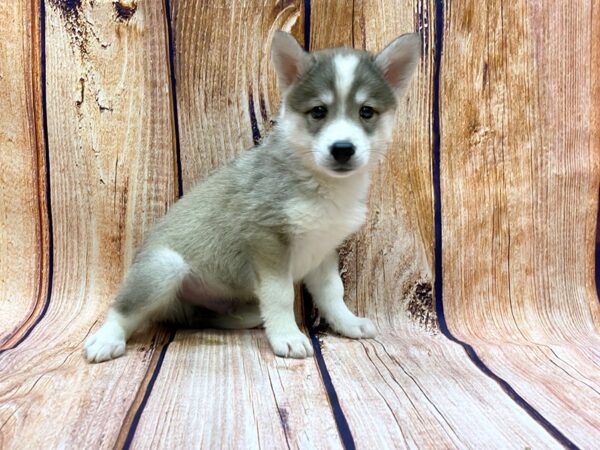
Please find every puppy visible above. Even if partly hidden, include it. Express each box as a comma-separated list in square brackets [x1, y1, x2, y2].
[84, 31, 421, 362]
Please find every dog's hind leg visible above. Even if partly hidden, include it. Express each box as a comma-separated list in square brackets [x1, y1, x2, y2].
[84, 248, 188, 363]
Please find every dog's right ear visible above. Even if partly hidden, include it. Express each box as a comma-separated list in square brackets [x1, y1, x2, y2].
[271, 31, 309, 93]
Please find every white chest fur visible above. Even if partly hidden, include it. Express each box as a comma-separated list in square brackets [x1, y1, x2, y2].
[286, 174, 369, 281]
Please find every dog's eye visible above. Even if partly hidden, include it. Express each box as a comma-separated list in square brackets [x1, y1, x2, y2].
[359, 106, 375, 120]
[309, 106, 327, 120]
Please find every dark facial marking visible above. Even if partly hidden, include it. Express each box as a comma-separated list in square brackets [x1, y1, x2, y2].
[286, 55, 339, 135]
[347, 55, 397, 134]
[286, 49, 398, 137]
[287, 55, 335, 112]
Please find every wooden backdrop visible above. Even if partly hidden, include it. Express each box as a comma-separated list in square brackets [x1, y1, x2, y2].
[0, 1, 598, 448]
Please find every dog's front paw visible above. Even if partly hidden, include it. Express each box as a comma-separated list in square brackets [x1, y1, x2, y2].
[331, 316, 377, 339]
[268, 330, 314, 358]
[84, 326, 126, 363]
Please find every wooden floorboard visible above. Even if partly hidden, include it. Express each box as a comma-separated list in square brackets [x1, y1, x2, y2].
[127, 330, 342, 449]
[436, 1, 600, 448]
[473, 342, 600, 448]
[319, 331, 562, 448]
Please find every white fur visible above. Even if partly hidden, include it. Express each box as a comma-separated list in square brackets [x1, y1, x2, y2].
[277, 112, 313, 152]
[285, 174, 376, 340]
[321, 90, 334, 104]
[315, 118, 370, 170]
[286, 172, 369, 281]
[334, 54, 360, 101]
[84, 309, 128, 363]
[304, 252, 376, 338]
[370, 112, 396, 162]
[355, 88, 369, 104]
[255, 272, 313, 358]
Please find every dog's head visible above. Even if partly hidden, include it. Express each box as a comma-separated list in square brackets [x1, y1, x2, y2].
[272, 31, 421, 178]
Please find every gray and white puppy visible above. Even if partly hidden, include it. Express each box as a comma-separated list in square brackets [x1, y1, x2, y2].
[84, 31, 421, 362]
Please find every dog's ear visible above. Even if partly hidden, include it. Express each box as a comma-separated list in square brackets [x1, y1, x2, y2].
[375, 33, 421, 96]
[271, 31, 309, 92]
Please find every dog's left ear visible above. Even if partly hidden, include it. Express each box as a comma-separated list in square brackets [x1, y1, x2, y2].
[376, 33, 421, 96]
[271, 31, 310, 93]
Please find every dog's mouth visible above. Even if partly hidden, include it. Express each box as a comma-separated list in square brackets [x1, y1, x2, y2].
[311, 152, 366, 177]
[333, 166, 354, 173]
[327, 163, 358, 177]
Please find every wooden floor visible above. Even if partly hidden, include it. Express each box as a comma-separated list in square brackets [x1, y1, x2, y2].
[1, 1, 599, 448]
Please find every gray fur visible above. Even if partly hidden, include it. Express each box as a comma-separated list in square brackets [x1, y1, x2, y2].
[85, 30, 421, 362]
[115, 138, 316, 324]
[288, 48, 397, 128]
[115, 32, 420, 328]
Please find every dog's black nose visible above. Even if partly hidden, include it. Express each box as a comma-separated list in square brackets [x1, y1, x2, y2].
[330, 141, 355, 163]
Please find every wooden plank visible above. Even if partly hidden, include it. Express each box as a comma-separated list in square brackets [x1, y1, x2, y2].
[130, 330, 342, 449]
[325, 0, 435, 329]
[0, 1, 50, 347]
[306, 1, 548, 447]
[473, 343, 600, 447]
[320, 334, 559, 448]
[306, 1, 588, 447]
[127, 2, 340, 447]
[0, 1, 176, 447]
[172, 0, 302, 186]
[439, 0, 600, 445]
[307, 0, 436, 348]
[440, 0, 600, 343]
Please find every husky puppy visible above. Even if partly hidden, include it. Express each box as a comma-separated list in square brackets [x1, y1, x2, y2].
[84, 31, 421, 362]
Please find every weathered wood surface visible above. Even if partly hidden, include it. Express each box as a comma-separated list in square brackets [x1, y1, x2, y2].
[320, 335, 560, 448]
[0, 0, 598, 449]
[172, 0, 299, 185]
[438, 1, 600, 446]
[126, 3, 340, 448]
[128, 330, 342, 449]
[441, 0, 600, 345]
[0, 1, 176, 448]
[0, 1, 50, 348]
[307, 1, 596, 448]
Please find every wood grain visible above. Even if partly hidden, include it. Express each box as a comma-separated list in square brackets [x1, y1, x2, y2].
[308, 1, 598, 447]
[125, 2, 341, 447]
[0, 1, 177, 447]
[440, 0, 600, 344]
[306, 1, 556, 447]
[439, 0, 600, 445]
[473, 342, 600, 447]
[0, 1, 50, 347]
[319, 0, 436, 330]
[171, 0, 302, 186]
[319, 334, 559, 448]
[129, 330, 342, 449]
[0, 0, 598, 447]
